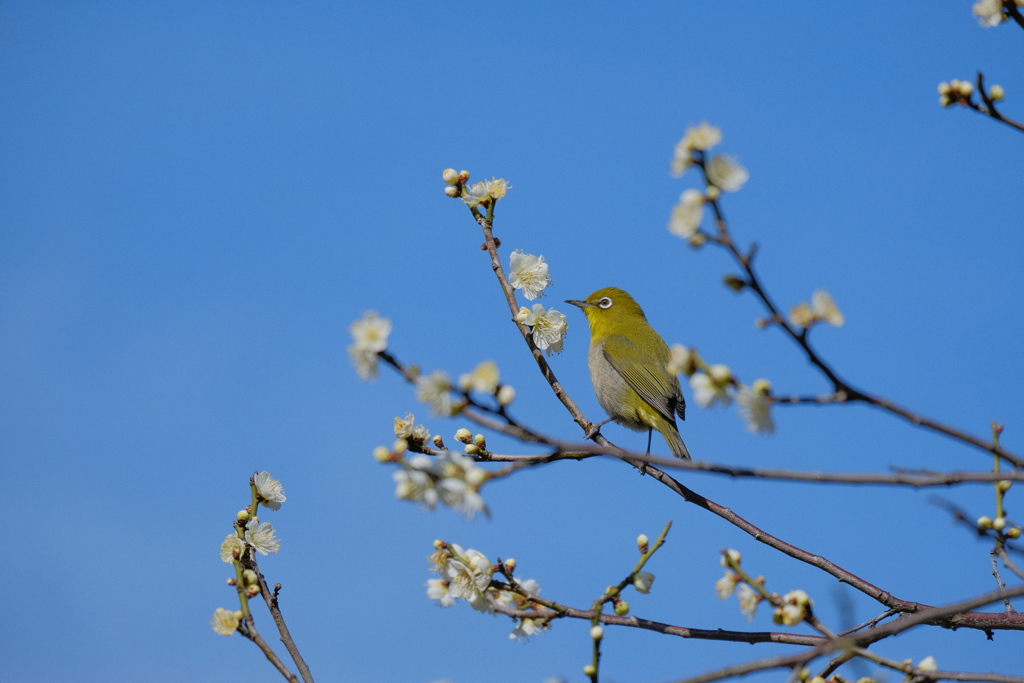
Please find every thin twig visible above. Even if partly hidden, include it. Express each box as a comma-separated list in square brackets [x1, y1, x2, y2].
[702, 186, 1023, 466]
[249, 558, 315, 683]
[237, 621, 301, 683]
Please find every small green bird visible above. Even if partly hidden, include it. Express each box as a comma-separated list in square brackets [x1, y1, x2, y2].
[566, 287, 691, 460]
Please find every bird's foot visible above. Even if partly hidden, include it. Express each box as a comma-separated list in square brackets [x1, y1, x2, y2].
[584, 418, 613, 440]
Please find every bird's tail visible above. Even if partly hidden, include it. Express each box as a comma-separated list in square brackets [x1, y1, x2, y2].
[659, 422, 691, 460]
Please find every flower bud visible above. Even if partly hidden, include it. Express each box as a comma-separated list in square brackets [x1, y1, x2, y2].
[432, 434, 445, 449]
[458, 170, 470, 183]
[810, 677, 827, 683]
[464, 443, 480, 455]
[455, 428, 472, 443]
[996, 480, 1012, 493]
[721, 549, 741, 567]
[918, 657, 937, 673]
[633, 571, 655, 594]
[442, 168, 459, 185]
[372, 446, 391, 462]
[958, 81, 974, 97]
[465, 467, 487, 487]
[977, 515, 993, 529]
[504, 558, 516, 573]
[687, 232, 708, 248]
[704, 185, 721, 201]
[583, 665, 597, 676]
[614, 599, 630, 616]
[234, 610, 244, 621]
[590, 625, 604, 640]
[1007, 527, 1021, 539]
[990, 84, 1005, 101]
[496, 384, 516, 406]
[937, 82, 951, 95]
[236, 509, 250, 521]
[473, 433, 486, 447]
[392, 439, 408, 455]
[723, 274, 746, 292]
[939, 94, 951, 107]
[242, 569, 258, 586]
[433, 539, 445, 549]
[444, 186, 459, 198]
[227, 577, 237, 585]
[245, 585, 261, 597]
[993, 516, 1007, 531]
[636, 533, 649, 550]
[798, 668, 811, 681]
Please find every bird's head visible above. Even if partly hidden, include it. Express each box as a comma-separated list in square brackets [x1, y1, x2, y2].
[565, 287, 647, 337]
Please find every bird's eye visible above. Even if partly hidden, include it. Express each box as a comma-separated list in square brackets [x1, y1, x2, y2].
[598, 297, 613, 309]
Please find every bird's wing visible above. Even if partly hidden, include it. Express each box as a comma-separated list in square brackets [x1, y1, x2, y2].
[601, 334, 683, 426]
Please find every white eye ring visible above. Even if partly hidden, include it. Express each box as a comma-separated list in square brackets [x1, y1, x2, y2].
[598, 297, 613, 309]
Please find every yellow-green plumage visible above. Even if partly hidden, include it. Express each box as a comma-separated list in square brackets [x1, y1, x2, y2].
[566, 287, 690, 460]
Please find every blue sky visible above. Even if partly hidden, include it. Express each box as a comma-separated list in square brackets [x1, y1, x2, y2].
[2, 2, 1022, 682]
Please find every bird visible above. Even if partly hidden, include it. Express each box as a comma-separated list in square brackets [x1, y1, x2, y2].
[566, 287, 691, 460]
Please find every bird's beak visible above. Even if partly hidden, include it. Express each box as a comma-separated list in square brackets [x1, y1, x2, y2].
[565, 299, 592, 309]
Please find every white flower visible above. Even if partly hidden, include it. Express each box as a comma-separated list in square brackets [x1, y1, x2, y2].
[348, 311, 391, 381]
[811, 290, 844, 326]
[496, 384, 516, 406]
[245, 520, 281, 555]
[462, 178, 510, 207]
[706, 154, 749, 192]
[508, 250, 552, 301]
[486, 178, 510, 200]
[516, 304, 568, 355]
[440, 545, 494, 613]
[633, 571, 655, 594]
[737, 380, 774, 434]
[393, 468, 437, 509]
[426, 578, 456, 607]
[458, 360, 501, 394]
[220, 534, 246, 563]
[789, 302, 815, 328]
[918, 656, 938, 673]
[510, 617, 546, 640]
[973, 0, 1004, 27]
[783, 589, 812, 608]
[416, 370, 454, 416]
[668, 189, 705, 239]
[720, 549, 742, 567]
[253, 471, 286, 510]
[394, 413, 416, 439]
[671, 122, 722, 176]
[666, 343, 697, 376]
[210, 607, 241, 636]
[394, 413, 432, 442]
[436, 477, 488, 520]
[690, 365, 734, 408]
[777, 603, 805, 626]
[737, 583, 759, 621]
[716, 571, 738, 599]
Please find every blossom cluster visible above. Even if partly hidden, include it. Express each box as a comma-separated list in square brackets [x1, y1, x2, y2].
[376, 440, 489, 519]
[715, 550, 762, 620]
[441, 167, 511, 207]
[668, 345, 774, 433]
[348, 311, 391, 381]
[972, 0, 1020, 27]
[668, 123, 748, 244]
[716, 550, 814, 626]
[211, 471, 287, 636]
[515, 303, 568, 356]
[427, 542, 549, 640]
[789, 290, 844, 329]
[458, 360, 516, 407]
[938, 78, 1005, 108]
